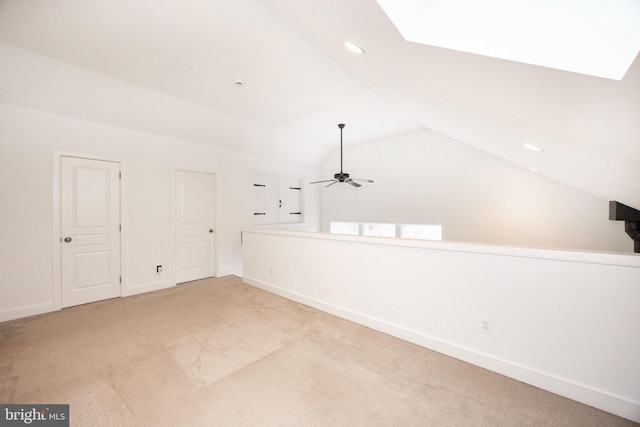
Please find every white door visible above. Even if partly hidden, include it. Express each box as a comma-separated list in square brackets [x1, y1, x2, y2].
[253, 173, 278, 225]
[278, 176, 303, 224]
[61, 156, 121, 308]
[176, 170, 216, 283]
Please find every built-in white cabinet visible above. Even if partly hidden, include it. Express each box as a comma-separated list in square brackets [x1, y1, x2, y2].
[253, 173, 303, 225]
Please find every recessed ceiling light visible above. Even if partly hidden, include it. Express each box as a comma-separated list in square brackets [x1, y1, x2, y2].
[375, 0, 640, 80]
[528, 167, 542, 174]
[523, 143, 543, 152]
[344, 41, 365, 54]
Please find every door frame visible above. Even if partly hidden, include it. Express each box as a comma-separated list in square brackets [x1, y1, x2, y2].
[173, 168, 219, 283]
[53, 151, 127, 311]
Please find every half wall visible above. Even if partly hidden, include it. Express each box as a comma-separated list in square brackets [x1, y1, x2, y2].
[242, 229, 640, 422]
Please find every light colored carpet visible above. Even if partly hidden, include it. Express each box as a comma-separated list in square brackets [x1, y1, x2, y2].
[0, 276, 636, 426]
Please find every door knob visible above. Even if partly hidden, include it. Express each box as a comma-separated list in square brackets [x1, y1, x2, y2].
[209, 229, 214, 233]
[64, 237, 72, 243]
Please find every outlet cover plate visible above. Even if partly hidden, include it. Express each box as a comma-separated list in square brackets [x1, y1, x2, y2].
[480, 316, 492, 335]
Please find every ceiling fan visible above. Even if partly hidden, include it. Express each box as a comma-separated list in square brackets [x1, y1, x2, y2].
[310, 123, 374, 188]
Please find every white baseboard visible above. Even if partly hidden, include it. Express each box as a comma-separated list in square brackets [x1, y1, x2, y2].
[243, 275, 640, 423]
[121, 280, 174, 297]
[0, 302, 55, 323]
[2, 280, 175, 322]
[217, 269, 234, 277]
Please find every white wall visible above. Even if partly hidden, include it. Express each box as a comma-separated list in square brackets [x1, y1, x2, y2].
[242, 229, 640, 422]
[319, 130, 632, 253]
[0, 102, 320, 321]
[0, 43, 321, 322]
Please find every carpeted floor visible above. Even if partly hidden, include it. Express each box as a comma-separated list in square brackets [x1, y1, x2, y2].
[0, 276, 636, 426]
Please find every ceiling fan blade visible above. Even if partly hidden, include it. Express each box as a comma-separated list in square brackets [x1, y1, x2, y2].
[345, 179, 361, 188]
[324, 180, 339, 188]
[310, 179, 337, 184]
[351, 178, 374, 183]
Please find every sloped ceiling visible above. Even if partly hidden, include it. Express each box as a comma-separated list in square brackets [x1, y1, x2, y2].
[0, 0, 638, 205]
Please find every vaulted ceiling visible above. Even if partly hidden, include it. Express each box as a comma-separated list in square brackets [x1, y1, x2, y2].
[1, 0, 638, 205]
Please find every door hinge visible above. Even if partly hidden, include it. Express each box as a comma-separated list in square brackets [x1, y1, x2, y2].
[119, 172, 122, 179]
[119, 276, 122, 284]
[119, 224, 122, 231]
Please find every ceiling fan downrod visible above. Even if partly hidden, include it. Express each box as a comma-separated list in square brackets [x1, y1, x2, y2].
[339, 123, 344, 175]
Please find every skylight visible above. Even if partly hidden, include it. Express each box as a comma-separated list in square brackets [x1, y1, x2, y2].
[375, 0, 640, 80]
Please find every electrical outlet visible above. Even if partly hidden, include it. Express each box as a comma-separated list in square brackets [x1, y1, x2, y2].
[480, 316, 492, 335]
[156, 265, 162, 274]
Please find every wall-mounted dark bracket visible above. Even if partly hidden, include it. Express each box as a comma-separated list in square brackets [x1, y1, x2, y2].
[253, 184, 266, 187]
[609, 201, 640, 253]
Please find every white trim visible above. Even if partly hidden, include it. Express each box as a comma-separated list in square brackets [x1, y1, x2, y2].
[119, 161, 129, 295]
[52, 153, 62, 311]
[243, 275, 640, 423]
[213, 170, 220, 277]
[171, 168, 177, 285]
[121, 280, 174, 297]
[0, 302, 55, 323]
[244, 228, 640, 268]
[174, 168, 180, 283]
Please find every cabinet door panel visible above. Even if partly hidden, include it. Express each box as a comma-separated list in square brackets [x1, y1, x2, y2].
[279, 177, 303, 224]
[253, 173, 278, 225]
